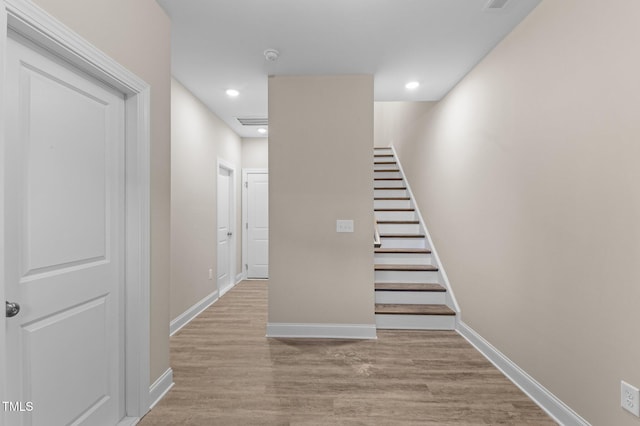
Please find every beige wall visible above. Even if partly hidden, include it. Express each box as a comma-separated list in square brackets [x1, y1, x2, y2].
[31, 0, 171, 384]
[268, 75, 374, 326]
[171, 78, 243, 321]
[374, 102, 435, 148]
[242, 138, 269, 169]
[379, 1, 640, 424]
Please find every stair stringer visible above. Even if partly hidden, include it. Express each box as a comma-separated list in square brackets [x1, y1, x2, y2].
[388, 145, 461, 318]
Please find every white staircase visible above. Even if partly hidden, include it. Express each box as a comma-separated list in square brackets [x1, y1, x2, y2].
[374, 147, 458, 330]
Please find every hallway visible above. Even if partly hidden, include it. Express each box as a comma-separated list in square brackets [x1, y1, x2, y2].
[139, 281, 554, 425]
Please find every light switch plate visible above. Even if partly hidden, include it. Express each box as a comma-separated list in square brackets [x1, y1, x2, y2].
[336, 219, 354, 233]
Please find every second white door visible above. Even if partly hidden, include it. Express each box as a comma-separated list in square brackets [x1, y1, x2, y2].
[246, 173, 269, 278]
[217, 165, 234, 295]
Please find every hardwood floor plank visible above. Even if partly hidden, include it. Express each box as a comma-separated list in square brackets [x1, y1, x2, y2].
[139, 281, 556, 425]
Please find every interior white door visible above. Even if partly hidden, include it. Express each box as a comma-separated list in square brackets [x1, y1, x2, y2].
[247, 173, 269, 278]
[3, 33, 125, 426]
[217, 166, 233, 294]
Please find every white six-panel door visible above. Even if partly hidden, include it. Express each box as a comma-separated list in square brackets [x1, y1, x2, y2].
[247, 173, 268, 279]
[3, 32, 125, 426]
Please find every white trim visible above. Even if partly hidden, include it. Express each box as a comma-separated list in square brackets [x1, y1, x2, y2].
[390, 145, 461, 314]
[242, 168, 268, 279]
[266, 323, 377, 339]
[147, 368, 174, 411]
[456, 321, 590, 426]
[235, 272, 245, 284]
[1, 0, 151, 420]
[169, 290, 219, 336]
[217, 158, 237, 299]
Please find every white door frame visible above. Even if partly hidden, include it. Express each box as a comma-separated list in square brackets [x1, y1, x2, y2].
[0, 0, 152, 422]
[217, 158, 236, 296]
[242, 168, 268, 279]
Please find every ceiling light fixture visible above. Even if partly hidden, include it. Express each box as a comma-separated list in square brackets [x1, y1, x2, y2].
[257, 128, 267, 134]
[226, 89, 239, 97]
[405, 81, 420, 90]
[264, 49, 280, 62]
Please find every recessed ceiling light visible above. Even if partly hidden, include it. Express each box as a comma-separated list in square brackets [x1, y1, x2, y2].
[257, 128, 267, 134]
[226, 89, 239, 97]
[405, 81, 420, 90]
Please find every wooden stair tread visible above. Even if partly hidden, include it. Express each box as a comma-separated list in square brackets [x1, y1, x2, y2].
[375, 208, 414, 212]
[376, 220, 419, 224]
[374, 161, 397, 165]
[375, 247, 431, 254]
[375, 283, 445, 292]
[374, 154, 394, 157]
[374, 197, 410, 200]
[374, 178, 403, 181]
[375, 304, 455, 316]
[375, 264, 438, 271]
[375, 169, 400, 172]
[379, 233, 425, 238]
[374, 187, 407, 190]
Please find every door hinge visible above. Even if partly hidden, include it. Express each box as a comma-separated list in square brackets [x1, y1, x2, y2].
[245, 264, 248, 270]
[246, 223, 248, 229]
[245, 181, 248, 188]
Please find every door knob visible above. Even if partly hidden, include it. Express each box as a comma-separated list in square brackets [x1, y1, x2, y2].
[6, 301, 20, 318]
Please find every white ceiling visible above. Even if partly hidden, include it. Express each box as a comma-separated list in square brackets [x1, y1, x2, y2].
[157, 0, 541, 138]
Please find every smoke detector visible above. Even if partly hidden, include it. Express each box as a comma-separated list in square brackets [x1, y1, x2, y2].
[264, 49, 280, 62]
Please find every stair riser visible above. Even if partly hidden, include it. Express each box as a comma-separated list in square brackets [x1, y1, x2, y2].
[373, 180, 405, 188]
[374, 163, 398, 170]
[375, 314, 455, 330]
[374, 199, 412, 209]
[374, 148, 393, 155]
[374, 252, 432, 265]
[374, 171, 402, 179]
[377, 223, 421, 234]
[379, 237, 426, 249]
[374, 189, 407, 198]
[375, 211, 417, 221]
[375, 291, 446, 305]
[375, 269, 438, 282]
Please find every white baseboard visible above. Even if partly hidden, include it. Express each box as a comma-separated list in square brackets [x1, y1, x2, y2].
[266, 322, 377, 339]
[235, 272, 245, 284]
[170, 290, 218, 336]
[456, 321, 590, 426]
[148, 368, 174, 411]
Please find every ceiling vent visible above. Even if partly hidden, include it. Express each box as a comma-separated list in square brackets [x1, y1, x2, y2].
[484, 0, 510, 10]
[237, 117, 268, 126]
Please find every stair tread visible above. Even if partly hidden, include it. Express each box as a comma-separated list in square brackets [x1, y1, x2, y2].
[375, 208, 415, 212]
[375, 169, 400, 172]
[374, 161, 397, 164]
[376, 220, 419, 224]
[374, 178, 403, 181]
[380, 233, 425, 238]
[375, 283, 446, 292]
[375, 264, 438, 271]
[375, 304, 455, 316]
[374, 154, 394, 157]
[374, 197, 410, 200]
[375, 247, 431, 253]
[374, 187, 407, 190]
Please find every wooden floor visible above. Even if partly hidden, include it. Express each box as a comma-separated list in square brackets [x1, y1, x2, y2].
[139, 281, 556, 425]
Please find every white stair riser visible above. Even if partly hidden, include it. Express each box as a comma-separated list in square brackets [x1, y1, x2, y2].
[375, 314, 455, 330]
[374, 189, 407, 198]
[374, 171, 402, 179]
[380, 237, 425, 249]
[375, 291, 446, 305]
[374, 180, 405, 188]
[374, 149, 393, 155]
[375, 211, 417, 221]
[377, 223, 421, 234]
[374, 163, 398, 170]
[375, 269, 438, 282]
[374, 199, 412, 209]
[374, 252, 431, 265]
